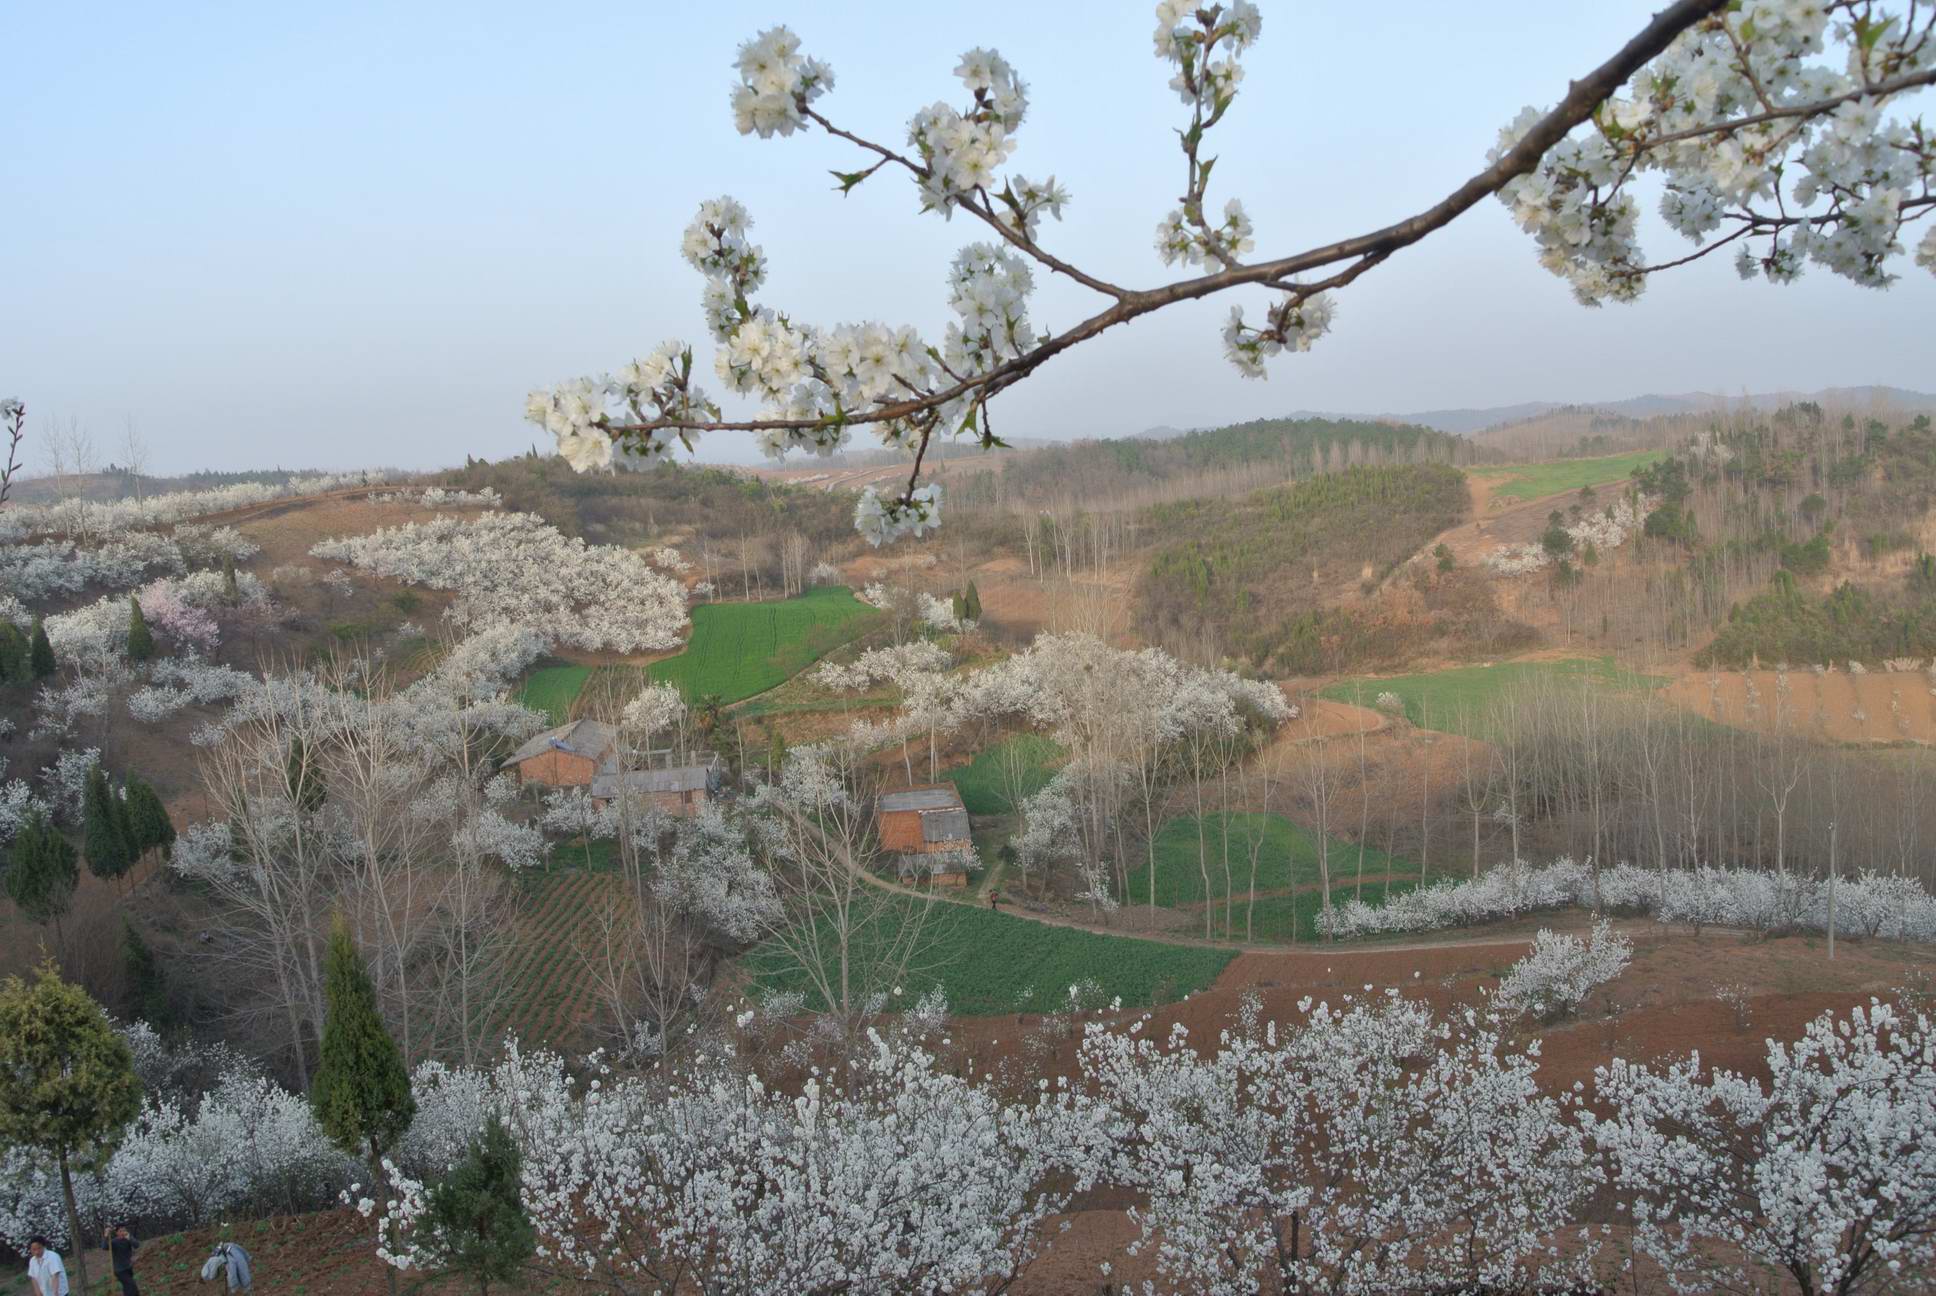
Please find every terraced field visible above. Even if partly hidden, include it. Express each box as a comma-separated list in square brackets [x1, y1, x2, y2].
[494, 870, 615, 1047]
[650, 586, 879, 704]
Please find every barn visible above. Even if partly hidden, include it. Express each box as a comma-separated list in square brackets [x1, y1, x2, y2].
[589, 762, 722, 818]
[506, 719, 619, 788]
[877, 785, 974, 886]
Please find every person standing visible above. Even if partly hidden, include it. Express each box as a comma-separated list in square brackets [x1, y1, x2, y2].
[25, 1237, 69, 1296]
[103, 1224, 141, 1296]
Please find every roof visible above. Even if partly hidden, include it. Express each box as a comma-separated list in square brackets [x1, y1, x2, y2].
[920, 808, 971, 843]
[878, 785, 966, 814]
[591, 765, 715, 799]
[507, 719, 617, 766]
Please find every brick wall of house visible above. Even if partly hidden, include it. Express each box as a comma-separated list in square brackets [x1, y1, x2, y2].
[515, 749, 599, 788]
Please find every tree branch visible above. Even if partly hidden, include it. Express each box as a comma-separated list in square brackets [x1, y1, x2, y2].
[607, 0, 1733, 451]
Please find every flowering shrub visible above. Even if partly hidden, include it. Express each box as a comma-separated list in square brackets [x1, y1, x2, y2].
[1492, 920, 1633, 1022]
[4, 471, 394, 538]
[1319, 857, 1936, 944]
[813, 640, 953, 692]
[311, 512, 686, 653]
[1486, 495, 1648, 574]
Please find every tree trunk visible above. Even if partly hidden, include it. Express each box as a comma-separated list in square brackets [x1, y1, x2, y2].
[57, 1148, 91, 1296]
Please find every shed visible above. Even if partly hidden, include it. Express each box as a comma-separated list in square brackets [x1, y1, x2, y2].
[506, 719, 619, 789]
[589, 762, 721, 818]
[877, 784, 972, 854]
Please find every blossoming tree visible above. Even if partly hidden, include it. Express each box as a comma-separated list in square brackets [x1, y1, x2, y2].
[526, 0, 1936, 542]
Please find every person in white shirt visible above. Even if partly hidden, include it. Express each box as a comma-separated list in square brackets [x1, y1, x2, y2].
[26, 1237, 69, 1296]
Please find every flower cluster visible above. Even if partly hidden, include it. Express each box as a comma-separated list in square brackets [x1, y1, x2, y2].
[1497, 1, 1936, 304]
[854, 483, 942, 547]
[907, 49, 1029, 218]
[1221, 294, 1335, 379]
[730, 26, 834, 140]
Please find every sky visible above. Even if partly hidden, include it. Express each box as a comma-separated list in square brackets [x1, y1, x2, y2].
[4, 1, 1933, 476]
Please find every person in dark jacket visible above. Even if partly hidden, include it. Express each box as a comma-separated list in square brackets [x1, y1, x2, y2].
[102, 1224, 140, 1296]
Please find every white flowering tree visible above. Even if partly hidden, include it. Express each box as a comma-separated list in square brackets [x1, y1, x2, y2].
[1587, 999, 1936, 1295]
[526, 0, 1935, 542]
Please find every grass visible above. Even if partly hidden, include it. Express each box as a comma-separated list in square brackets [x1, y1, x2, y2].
[650, 586, 879, 704]
[940, 734, 1065, 815]
[1468, 449, 1664, 503]
[1320, 657, 1666, 737]
[1122, 811, 1438, 941]
[747, 893, 1235, 1016]
[517, 662, 593, 725]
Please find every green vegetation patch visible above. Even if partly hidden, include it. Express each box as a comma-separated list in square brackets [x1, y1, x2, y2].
[1469, 449, 1663, 503]
[747, 894, 1234, 1016]
[1125, 812, 1417, 909]
[941, 734, 1065, 815]
[516, 663, 593, 725]
[649, 586, 879, 704]
[1696, 569, 1936, 668]
[1321, 657, 1664, 737]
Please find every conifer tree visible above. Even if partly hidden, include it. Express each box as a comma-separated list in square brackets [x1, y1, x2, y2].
[313, 918, 415, 1294]
[288, 735, 326, 814]
[0, 623, 26, 684]
[964, 579, 982, 622]
[125, 595, 155, 662]
[82, 765, 133, 883]
[0, 962, 141, 1296]
[29, 615, 55, 679]
[121, 920, 171, 1027]
[125, 776, 176, 861]
[221, 551, 240, 604]
[7, 813, 78, 938]
[417, 1116, 537, 1295]
[952, 591, 970, 625]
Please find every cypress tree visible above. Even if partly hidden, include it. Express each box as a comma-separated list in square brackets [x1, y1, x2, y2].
[82, 765, 133, 883]
[952, 591, 970, 625]
[6, 814, 78, 936]
[121, 920, 171, 1027]
[29, 615, 55, 679]
[125, 777, 176, 861]
[0, 962, 143, 1296]
[125, 596, 155, 662]
[418, 1116, 537, 1295]
[313, 916, 415, 1296]
[965, 579, 982, 622]
[221, 552, 240, 604]
[0, 623, 25, 684]
[288, 736, 326, 814]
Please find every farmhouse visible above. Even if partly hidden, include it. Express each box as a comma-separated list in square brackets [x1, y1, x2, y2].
[506, 719, 619, 788]
[877, 784, 974, 887]
[589, 761, 723, 818]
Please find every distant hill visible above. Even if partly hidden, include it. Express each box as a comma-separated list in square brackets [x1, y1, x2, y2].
[1253, 385, 1936, 440]
[950, 415, 1485, 513]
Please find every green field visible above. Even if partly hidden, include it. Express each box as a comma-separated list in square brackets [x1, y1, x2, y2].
[517, 663, 593, 725]
[747, 893, 1235, 1016]
[650, 586, 879, 704]
[941, 734, 1065, 815]
[1321, 657, 1665, 737]
[1468, 449, 1663, 503]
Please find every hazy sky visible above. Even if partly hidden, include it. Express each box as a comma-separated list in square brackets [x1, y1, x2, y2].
[6, 1, 1933, 476]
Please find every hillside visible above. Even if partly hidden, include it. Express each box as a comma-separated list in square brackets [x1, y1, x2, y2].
[945, 415, 1485, 514]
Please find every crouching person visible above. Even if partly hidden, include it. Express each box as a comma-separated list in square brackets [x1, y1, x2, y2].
[201, 1240, 252, 1292]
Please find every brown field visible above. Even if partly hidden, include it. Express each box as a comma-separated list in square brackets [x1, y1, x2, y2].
[1664, 666, 1936, 743]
